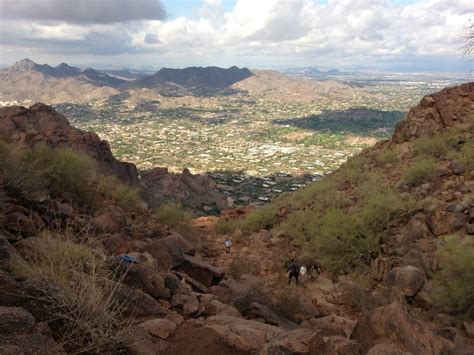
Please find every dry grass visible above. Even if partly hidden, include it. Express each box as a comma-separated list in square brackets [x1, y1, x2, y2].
[12, 232, 131, 353]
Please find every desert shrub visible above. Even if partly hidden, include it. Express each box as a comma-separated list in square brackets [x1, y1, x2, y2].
[277, 184, 410, 273]
[154, 202, 192, 229]
[376, 149, 399, 165]
[228, 254, 261, 280]
[447, 137, 474, 171]
[339, 155, 369, 184]
[238, 204, 278, 233]
[233, 282, 271, 315]
[413, 133, 457, 158]
[96, 175, 142, 212]
[431, 235, 474, 319]
[12, 232, 130, 352]
[358, 189, 409, 231]
[274, 287, 302, 321]
[3, 144, 96, 205]
[215, 204, 278, 235]
[402, 158, 438, 186]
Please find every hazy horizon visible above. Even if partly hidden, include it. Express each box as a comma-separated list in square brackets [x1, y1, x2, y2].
[1, 0, 473, 74]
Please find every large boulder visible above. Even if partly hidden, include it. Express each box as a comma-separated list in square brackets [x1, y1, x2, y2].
[386, 266, 425, 298]
[139, 318, 177, 339]
[350, 302, 454, 354]
[175, 254, 224, 287]
[138, 233, 195, 271]
[167, 315, 284, 354]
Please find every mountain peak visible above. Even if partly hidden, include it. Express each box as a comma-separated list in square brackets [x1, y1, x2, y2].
[11, 58, 37, 71]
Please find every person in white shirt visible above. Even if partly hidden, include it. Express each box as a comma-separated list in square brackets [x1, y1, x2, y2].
[225, 238, 232, 254]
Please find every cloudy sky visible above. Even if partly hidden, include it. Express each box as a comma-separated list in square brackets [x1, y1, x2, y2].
[0, 0, 473, 72]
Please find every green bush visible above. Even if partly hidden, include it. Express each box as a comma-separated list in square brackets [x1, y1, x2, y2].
[339, 155, 369, 184]
[413, 133, 456, 158]
[376, 149, 399, 165]
[154, 202, 192, 229]
[431, 235, 474, 319]
[2, 144, 96, 204]
[215, 203, 278, 235]
[96, 175, 142, 212]
[402, 158, 438, 186]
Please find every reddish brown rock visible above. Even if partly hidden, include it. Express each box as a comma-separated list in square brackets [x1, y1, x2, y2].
[392, 82, 474, 143]
[426, 210, 454, 237]
[141, 167, 227, 211]
[175, 254, 225, 287]
[350, 302, 454, 354]
[0, 103, 138, 184]
[386, 265, 426, 298]
[138, 233, 195, 271]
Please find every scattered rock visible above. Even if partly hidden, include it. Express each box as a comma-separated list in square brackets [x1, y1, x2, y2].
[263, 328, 316, 354]
[93, 205, 127, 233]
[386, 265, 425, 298]
[139, 318, 177, 339]
[426, 210, 453, 236]
[171, 294, 200, 317]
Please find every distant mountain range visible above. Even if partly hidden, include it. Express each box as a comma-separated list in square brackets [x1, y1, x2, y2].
[0, 58, 358, 104]
[0, 58, 255, 103]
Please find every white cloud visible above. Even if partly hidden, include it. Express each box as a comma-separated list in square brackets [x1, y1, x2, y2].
[1, 0, 472, 69]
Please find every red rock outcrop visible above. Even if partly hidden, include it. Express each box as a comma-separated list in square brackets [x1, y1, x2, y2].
[0, 103, 139, 185]
[392, 82, 474, 143]
[141, 167, 228, 212]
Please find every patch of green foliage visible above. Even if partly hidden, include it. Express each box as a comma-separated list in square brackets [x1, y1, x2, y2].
[431, 235, 474, 319]
[402, 157, 438, 186]
[215, 203, 279, 234]
[154, 202, 193, 229]
[95, 175, 142, 213]
[0, 139, 144, 212]
[413, 133, 457, 158]
[375, 149, 399, 165]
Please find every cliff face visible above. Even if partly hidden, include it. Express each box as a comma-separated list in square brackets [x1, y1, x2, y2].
[0, 103, 139, 185]
[392, 82, 474, 143]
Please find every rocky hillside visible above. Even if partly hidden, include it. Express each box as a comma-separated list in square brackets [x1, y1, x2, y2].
[0, 84, 472, 354]
[0, 103, 227, 211]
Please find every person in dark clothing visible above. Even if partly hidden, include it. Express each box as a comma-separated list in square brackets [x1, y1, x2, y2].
[286, 258, 300, 284]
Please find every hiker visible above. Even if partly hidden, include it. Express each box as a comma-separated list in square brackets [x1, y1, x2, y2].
[224, 237, 232, 254]
[300, 265, 307, 277]
[307, 262, 322, 280]
[286, 258, 300, 284]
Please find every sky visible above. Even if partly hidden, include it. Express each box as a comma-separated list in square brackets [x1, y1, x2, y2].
[0, 0, 473, 72]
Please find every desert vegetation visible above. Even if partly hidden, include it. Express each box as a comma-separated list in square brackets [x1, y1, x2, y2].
[11, 232, 131, 353]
